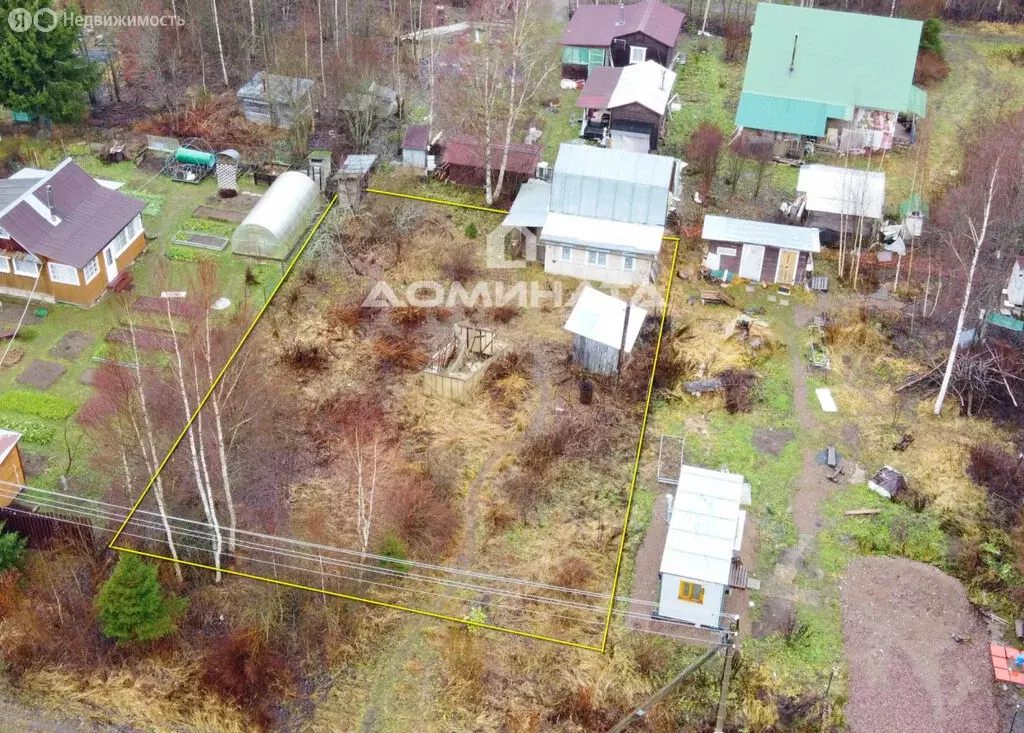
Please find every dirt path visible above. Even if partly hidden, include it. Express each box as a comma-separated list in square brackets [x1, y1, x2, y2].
[840, 556, 999, 733]
[455, 346, 555, 567]
[0, 686, 117, 733]
[754, 304, 835, 633]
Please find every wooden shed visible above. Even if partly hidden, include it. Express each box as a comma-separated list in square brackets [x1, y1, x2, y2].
[563, 286, 648, 376]
[440, 136, 542, 199]
[701, 215, 821, 285]
[0, 430, 25, 508]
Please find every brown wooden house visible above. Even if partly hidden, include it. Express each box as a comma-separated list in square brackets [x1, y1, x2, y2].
[440, 136, 542, 199]
[576, 60, 677, 152]
[560, 0, 685, 79]
[0, 160, 146, 307]
[701, 215, 821, 285]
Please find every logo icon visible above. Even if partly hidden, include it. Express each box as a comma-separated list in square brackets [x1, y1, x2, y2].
[34, 7, 58, 31]
[7, 7, 32, 32]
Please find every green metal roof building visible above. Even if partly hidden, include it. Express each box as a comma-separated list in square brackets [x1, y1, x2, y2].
[735, 4, 927, 138]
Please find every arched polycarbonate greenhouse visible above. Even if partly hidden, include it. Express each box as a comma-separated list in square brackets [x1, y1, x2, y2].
[231, 172, 321, 260]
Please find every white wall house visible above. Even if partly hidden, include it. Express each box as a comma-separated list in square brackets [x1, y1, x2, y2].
[502, 143, 681, 286]
[657, 465, 750, 628]
[1003, 258, 1024, 315]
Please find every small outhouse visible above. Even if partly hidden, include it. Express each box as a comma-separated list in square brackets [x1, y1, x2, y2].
[563, 286, 648, 376]
[0, 430, 25, 508]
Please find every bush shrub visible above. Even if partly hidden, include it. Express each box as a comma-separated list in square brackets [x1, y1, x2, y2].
[551, 556, 595, 590]
[0, 389, 78, 420]
[202, 629, 290, 728]
[15, 327, 38, 342]
[377, 533, 412, 572]
[384, 477, 459, 557]
[0, 414, 55, 444]
[282, 342, 329, 371]
[0, 523, 26, 571]
[914, 48, 949, 87]
[968, 444, 1023, 528]
[464, 222, 478, 239]
[372, 335, 428, 372]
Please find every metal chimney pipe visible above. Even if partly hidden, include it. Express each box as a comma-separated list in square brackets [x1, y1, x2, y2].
[616, 1, 625, 26]
[789, 33, 799, 73]
[45, 185, 55, 221]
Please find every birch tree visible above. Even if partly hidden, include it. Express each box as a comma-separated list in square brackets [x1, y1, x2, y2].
[933, 159, 1000, 415]
[211, 0, 229, 86]
[492, 0, 557, 199]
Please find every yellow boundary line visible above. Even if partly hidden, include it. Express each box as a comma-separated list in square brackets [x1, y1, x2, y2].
[110, 188, 678, 652]
[108, 195, 338, 548]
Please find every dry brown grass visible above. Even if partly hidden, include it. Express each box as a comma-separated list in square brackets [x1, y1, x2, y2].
[21, 665, 250, 733]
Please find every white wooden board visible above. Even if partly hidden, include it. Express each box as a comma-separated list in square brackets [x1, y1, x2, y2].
[815, 387, 837, 413]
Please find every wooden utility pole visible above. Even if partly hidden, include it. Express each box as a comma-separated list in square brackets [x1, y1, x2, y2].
[607, 642, 726, 733]
[713, 642, 736, 733]
[615, 301, 631, 384]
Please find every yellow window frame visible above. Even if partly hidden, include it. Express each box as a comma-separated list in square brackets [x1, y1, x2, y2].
[678, 581, 705, 604]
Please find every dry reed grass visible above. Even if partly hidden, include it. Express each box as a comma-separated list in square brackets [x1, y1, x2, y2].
[21, 665, 250, 733]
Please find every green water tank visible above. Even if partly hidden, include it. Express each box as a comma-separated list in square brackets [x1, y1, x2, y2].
[174, 147, 216, 167]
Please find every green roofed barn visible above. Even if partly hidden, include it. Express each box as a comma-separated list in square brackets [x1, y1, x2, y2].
[735, 3, 926, 155]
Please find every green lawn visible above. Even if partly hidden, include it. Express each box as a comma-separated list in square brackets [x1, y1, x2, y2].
[0, 143, 286, 494]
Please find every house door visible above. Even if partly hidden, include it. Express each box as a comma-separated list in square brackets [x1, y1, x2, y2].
[739, 244, 765, 281]
[102, 244, 118, 283]
[777, 249, 799, 284]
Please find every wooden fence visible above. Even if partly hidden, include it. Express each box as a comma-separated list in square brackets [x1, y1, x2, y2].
[0, 506, 95, 550]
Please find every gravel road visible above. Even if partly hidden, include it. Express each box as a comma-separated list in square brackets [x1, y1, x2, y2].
[840, 556, 1000, 733]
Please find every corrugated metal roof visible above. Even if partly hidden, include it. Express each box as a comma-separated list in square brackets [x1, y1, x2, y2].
[577, 66, 622, 109]
[502, 179, 550, 228]
[237, 72, 314, 103]
[549, 143, 674, 227]
[402, 124, 430, 151]
[443, 135, 542, 176]
[908, 85, 928, 117]
[660, 465, 749, 585]
[987, 312, 1024, 333]
[560, 0, 685, 49]
[563, 286, 648, 352]
[736, 92, 850, 138]
[541, 212, 665, 254]
[0, 159, 145, 269]
[738, 4, 925, 136]
[702, 215, 821, 253]
[608, 60, 676, 114]
[797, 164, 886, 219]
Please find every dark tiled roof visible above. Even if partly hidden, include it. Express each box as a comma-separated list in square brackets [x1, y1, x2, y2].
[561, 0, 685, 49]
[443, 135, 542, 176]
[577, 66, 622, 109]
[0, 161, 145, 269]
[402, 124, 430, 150]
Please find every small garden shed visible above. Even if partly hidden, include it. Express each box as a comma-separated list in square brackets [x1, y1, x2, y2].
[0, 430, 25, 508]
[657, 465, 749, 628]
[563, 286, 647, 376]
[237, 73, 315, 129]
[702, 215, 821, 285]
[231, 172, 321, 259]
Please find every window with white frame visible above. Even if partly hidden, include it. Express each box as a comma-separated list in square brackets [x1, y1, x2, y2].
[12, 258, 39, 278]
[125, 214, 143, 244]
[47, 262, 79, 286]
[623, 256, 635, 272]
[629, 45, 647, 64]
[586, 250, 608, 267]
[560, 246, 571, 262]
[110, 227, 129, 257]
[83, 257, 100, 284]
[0, 256, 9, 274]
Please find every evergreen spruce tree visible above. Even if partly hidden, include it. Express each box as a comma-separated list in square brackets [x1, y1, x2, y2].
[0, 0, 100, 123]
[0, 522, 26, 571]
[96, 553, 187, 644]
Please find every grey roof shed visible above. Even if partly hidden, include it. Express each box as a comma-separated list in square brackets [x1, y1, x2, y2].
[548, 143, 675, 227]
[237, 73, 315, 128]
